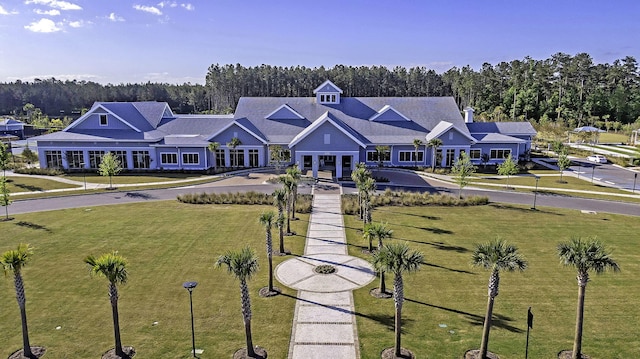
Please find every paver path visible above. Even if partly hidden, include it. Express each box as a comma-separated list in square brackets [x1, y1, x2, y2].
[276, 187, 375, 359]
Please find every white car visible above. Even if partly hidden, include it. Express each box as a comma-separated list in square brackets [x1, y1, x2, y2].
[587, 155, 607, 163]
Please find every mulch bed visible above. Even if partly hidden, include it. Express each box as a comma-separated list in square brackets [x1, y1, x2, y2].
[464, 349, 499, 359]
[380, 347, 415, 359]
[370, 288, 393, 299]
[558, 350, 591, 359]
[258, 287, 281, 298]
[8, 347, 46, 359]
[101, 346, 136, 359]
[233, 346, 267, 359]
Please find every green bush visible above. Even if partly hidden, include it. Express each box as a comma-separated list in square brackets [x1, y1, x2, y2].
[13, 167, 64, 176]
[176, 191, 313, 213]
[341, 191, 489, 214]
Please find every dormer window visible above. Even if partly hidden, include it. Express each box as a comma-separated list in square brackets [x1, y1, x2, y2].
[99, 114, 108, 126]
[313, 80, 343, 104]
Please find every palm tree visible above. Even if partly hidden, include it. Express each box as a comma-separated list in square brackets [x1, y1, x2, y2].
[351, 163, 368, 221]
[278, 175, 295, 234]
[216, 247, 260, 358]
[208, 142, 221, 171]
[375, 145, 390, 167]
[258, 211, 276, 293]
[84, 251, 130, 358]
[272, 188, 287, 254]
[286, 165, 302, 220]
[427, 138, 442, 172]
[373, 242, 424, 357]
[558, 237, 620, 359]
[365, 222, 393, 293]
[412, 138, 423, 168]
[471, 239, 527, 359]
[361, 176, 376, 230]
[1, 243, 37, 359]
[227, 137, 242, 169]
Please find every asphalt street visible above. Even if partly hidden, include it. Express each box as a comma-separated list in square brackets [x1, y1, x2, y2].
[10, 175, 639, 217]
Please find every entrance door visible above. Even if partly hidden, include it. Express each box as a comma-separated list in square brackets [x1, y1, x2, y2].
[341, 155, 352, 178]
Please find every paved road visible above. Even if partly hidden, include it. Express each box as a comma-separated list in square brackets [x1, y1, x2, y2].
[569, 160, 639, 192]
[9, 172, 639, 217]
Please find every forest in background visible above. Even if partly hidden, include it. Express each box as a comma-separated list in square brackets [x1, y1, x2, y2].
[1, 52, 639, 133]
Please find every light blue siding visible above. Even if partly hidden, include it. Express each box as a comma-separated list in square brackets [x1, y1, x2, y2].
[211, 124, 264, 146]
[74, 113, 134, 131]
[293, 122, 361, 152]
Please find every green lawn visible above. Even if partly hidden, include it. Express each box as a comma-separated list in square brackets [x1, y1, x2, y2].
[471, 174, 634, 194]
[345, 204, 640, 359]
[598, 132, 630, 143]
[0, 202, 308, 359]
[5, 176, 79, 193]
[63, 172, 207, 185]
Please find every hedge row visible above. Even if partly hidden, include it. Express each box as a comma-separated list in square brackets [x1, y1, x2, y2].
[177, 191, 313, 213]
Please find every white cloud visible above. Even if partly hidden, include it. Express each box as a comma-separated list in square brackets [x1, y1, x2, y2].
[34, 8, 61, 15]
[25, 0, 82, 11]
[68, 20, 84, 27]
[108, 12, 125, 22]
[0, 5, 19, 15]
[157, 1, 177, 8]
[181, 3, 194, 11]
[24, 18, 62, 32]
[133, 4, 162, 15]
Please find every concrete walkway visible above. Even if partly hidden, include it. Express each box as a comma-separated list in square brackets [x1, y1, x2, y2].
[276, 185, 375, 359]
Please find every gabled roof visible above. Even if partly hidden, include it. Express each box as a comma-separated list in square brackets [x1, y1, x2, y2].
[473, 133, 526, 143]
[66, 102, 173, 133]
[467, 121, 537, 136]
[265, 104, 305, 120]
[369, 105, 411, 122]
[313, 80, 343, 94]
[426, 121, 475, 142]
[0, 118, 24, 126]
[206, 119, 268, 144]
[289, 111, 366, 148]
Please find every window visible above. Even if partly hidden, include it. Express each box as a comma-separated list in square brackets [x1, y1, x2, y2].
[367, 149, 390, 162]
[161, 153, 178, 164]
[132, 150, 151, 169]
[249, 149, 259, 167]
[320, 94, 326, 102]
[88, 151, 105, 168]
[490, 149, 511, 159]
[111, 151, 128, 169]
[230, 149, 244, 167]
[449, 132, 454, 140]
[215, 150, 225, 167]
[45, 150, 63, 169]
[469, 149, 481, 159]
[398, 151, 424, 162]
[99, 114, 108, 126]
[66, 151, 84, 169]
[324, 134, 330, 145]
[182, 153, 199, 165]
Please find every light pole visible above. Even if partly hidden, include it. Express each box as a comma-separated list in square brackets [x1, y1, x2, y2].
[183, 281, 198, 358]
[633, 173, 638, 194]
[591, 164, 596, 184]
[80, 162, 86, 190]
[531, 176, 539, 210]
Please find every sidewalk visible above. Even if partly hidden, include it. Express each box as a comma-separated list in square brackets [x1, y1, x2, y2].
[275, 184, 375, 359]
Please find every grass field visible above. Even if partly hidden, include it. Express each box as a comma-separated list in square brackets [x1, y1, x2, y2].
[63, 172, 206, 185]
[5, 176, 78, 193]
[0, 202, 308, 359]
[344, 204, 640, 359]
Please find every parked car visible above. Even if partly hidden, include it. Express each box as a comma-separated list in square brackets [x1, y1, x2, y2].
[587, 155, 608, 163]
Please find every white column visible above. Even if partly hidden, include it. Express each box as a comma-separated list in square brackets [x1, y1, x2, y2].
[336, 155, 343, 178]
[312, 155, 319, 178]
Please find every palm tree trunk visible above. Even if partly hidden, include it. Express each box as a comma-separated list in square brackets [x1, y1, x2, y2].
[572, 277, 588, 359]
[109, 283, 124, 356]
[380, 271, 386, 294]
[15, 273, 33, 358]
[480, 295, 495, 358]
[393, 273, 404, 357]
[278, 223, 285, 254]
[240, 280, 255, 357]
[286, 195, 292, 234]
[267, 232, 274, 292]
[292, 187, 297, 220]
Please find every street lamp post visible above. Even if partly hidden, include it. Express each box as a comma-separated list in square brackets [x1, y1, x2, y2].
[183, 281, 198, 358]
[633, 173, 638, 194]
[80, 162, 86, 190]
[591, 165, 596, 184]
[531, 176, 540, 210]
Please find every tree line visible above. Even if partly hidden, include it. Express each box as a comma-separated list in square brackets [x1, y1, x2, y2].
[1, 53, 639, 131]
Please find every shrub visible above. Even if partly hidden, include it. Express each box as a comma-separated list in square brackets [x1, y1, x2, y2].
[176, 191, 313, 214]
[341, 191, 488, 214]
[13, 167, 64, 176]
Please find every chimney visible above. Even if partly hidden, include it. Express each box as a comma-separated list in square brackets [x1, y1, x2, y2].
[464, 107, 474, 123]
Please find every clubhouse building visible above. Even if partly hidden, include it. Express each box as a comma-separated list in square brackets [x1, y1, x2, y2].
[34, 80, 535, 178]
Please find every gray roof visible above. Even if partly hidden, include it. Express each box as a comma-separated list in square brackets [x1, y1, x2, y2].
[467, 121, 537, 136]
[234, 97, 468, 144]
[473, 133, 526, 143]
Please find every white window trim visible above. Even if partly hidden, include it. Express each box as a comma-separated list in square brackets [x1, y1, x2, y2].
[99, 114, 108, 126]
[489, 148, 512, 159]
[181, 152, 200, 165]
[161, 153, 178, 165]
[398, 150, 424, 162]
[469, 149, 482, 159]
[324, 133, 330, 145]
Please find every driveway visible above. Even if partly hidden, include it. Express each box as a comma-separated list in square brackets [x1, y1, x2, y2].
[569, 160, 639, 192]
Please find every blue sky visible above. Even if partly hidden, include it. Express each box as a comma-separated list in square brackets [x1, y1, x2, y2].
[1, 0, 639, 85]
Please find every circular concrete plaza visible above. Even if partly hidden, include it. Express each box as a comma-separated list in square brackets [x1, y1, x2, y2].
[275, 253, 376, 293]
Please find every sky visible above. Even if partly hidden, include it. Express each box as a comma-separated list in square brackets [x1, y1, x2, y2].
[0, 0, 639, 85]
